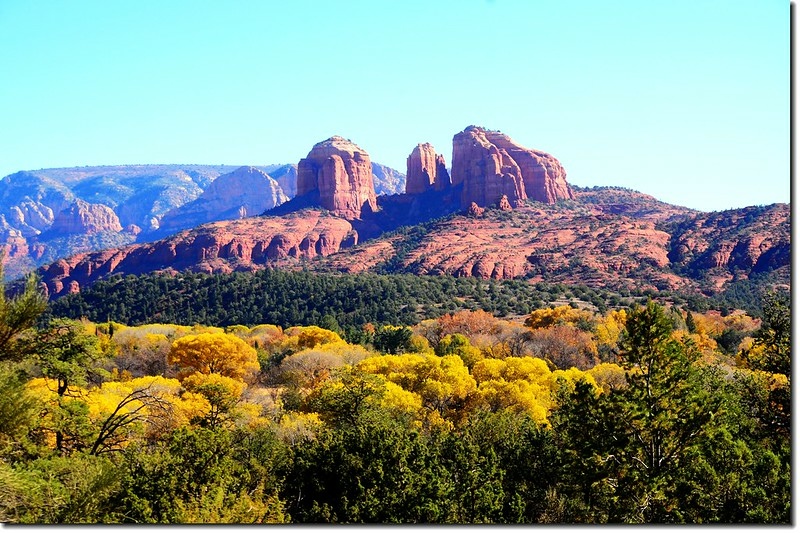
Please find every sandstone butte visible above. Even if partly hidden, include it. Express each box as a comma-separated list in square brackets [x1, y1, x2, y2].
[405, 143, 450, 194]
[50, 199, 123, 235]
[296, 136, 377, 219]
[450, 125, 574, 209]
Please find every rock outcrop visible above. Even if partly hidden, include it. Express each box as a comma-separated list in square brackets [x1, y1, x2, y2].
[405, 143, 450, 194]
[268, 164, 299, 198]
[0, 172, 75, 237]
[50, 200, 123, 235]
[450, 126, 573, 209]
[158, 166, 288, 233]
[38, 211, 356, 297]
[296, 136, 377, 219]
[483, 129, 573, 204]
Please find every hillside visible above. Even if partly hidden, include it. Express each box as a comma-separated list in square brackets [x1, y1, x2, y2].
[0, 162, 405, 280]
[34, 192, 789, 302]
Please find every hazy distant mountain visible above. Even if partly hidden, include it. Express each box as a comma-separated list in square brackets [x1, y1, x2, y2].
[156, 166, 289, 235]
[0, 161, 406, 279]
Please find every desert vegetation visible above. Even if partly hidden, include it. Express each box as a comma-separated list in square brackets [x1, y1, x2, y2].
[0, 270, 790, 524]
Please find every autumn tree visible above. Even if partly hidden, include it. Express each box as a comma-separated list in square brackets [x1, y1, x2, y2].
[168, 332, 259, 382]
[182, 373, 245, 429]
[88, 383, 172, 455]
[110, 329, 172, 378]
[435, 334, 483, 369]
[527, 325, 599, 370]
[437, 310, 501, 339]
[524, 305, 594, 331]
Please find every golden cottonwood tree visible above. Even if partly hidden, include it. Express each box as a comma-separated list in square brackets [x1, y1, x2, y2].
[168, 332, 259, 382]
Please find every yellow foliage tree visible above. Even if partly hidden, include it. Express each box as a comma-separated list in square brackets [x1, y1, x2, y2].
[586, 362, 627, 392]
[595, 309, 627, 352]
[283, 326, 344, 350]
[550, 367, 598, 394]
[182, 372, 246, 428]
[471, 356, 554, 423]
[168, 332, 259, 382]
[278, 342, 373, 389]
[276, 411, 323, 445]
[525, 305, 594, 330]
[357, 353, 476, 420]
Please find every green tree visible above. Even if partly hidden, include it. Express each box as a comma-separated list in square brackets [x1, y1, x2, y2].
[109, 427, 287, 523]
[282, 412, 449, 523]
[747, 290, 790, 375]
[552, 301, 729, 523]
[33, 319, 105, 397]
[32, 319, 105, 453]
[0, 267, 48, 361]
[373, 325, 413, 354]
[0, 365, 42, 458]
[435, 334, 483, 369]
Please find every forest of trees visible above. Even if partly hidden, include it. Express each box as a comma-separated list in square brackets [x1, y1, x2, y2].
[0, 269, 790, 524]
[46, 270, 768, 336]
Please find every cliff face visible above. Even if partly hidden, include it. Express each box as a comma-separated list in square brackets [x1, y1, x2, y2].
[50, 200, 123, 235]
[450, 126, 573, 209]
[296, 136, 378, 219]
[405, 143, 450, 194]
[483, 130, 573, 203]
[0, 172, 75, 237]
[38, 210, 356, 297]
[158, 166, 288, 232]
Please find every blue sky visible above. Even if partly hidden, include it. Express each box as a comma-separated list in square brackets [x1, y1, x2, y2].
[0, 0, 789, 211]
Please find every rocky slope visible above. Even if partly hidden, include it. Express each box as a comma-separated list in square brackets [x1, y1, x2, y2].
[33, 186, 789, 299]
[0, 160, 405, 280]
[49, 200, 123, 235]
[371, 163, 406, 196]
[157, 166, 288, 234]
[38, 209, 356, 297]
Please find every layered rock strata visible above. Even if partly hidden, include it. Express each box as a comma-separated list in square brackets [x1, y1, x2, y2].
[405, 143, 450, 194]
[158, 166, 287, 232]
[297, 136, 377, 219]
[51, 200, 123, 235]
[451, 126, 573, 209]
[38, 211, 355, 297]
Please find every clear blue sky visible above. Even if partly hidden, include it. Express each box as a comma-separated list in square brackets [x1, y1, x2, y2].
[0, 0, 790, 211]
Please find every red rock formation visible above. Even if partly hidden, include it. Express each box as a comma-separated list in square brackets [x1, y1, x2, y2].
[451, 126, 573, 209]
[434, 154, 450, 191]
[406, 143, 450, 194]
[37, 211, 355, 297]
[451, 126, 527, 209]
[498, 195, 513, 211]
[296, 136, 377, 219]
[467, 202, 485, 217]
[484, 130, 573, 203]
[50, 200, 123, 235]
